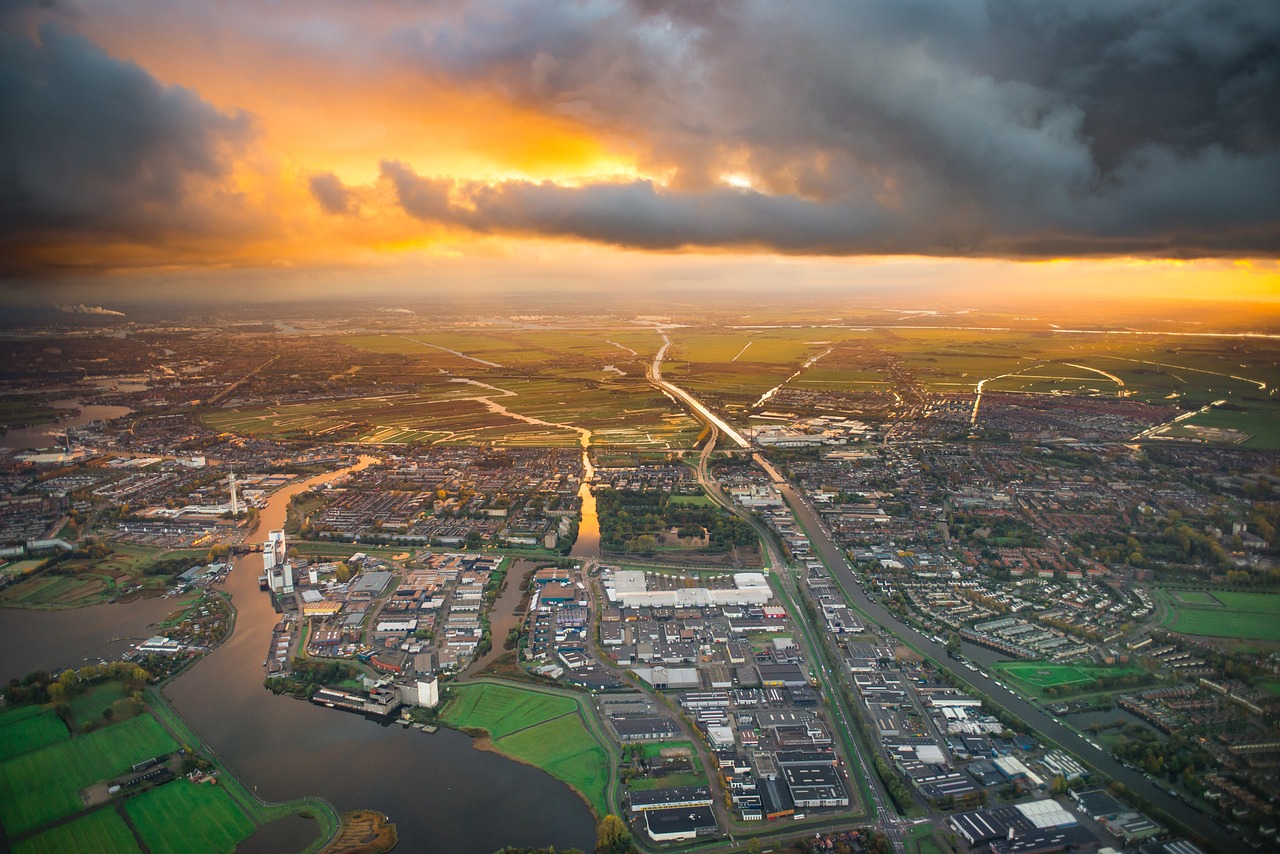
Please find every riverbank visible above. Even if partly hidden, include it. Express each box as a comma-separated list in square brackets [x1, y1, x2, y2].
[0, 667, 339, 854]
[437, 679, 616, 819]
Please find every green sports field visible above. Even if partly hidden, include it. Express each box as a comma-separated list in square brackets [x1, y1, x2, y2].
[440, 682, 611, 817]
[0, 713, 177, 835]
[126, 779, 255, 854]
[12, 807, 142, 854]
[992, 661, 1150, 697]
[1159, 589, 1280, 641]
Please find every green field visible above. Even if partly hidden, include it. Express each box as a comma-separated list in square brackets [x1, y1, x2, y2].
[627, 739, 707, 793]
[440, 682, 611, 817]
[992, 661, 1150, 697]
[1159, 589, 1280, 641]
[126, 779, 255, 854]
[12, 806, 142, 854]
[0, 713, 177, 835]
[496, 713, 610, 814]
[68, 682, 129, 731]
[1172, 590, 1220, 606]
[439, 682, 577, 739]
[0, 706, 69, 762]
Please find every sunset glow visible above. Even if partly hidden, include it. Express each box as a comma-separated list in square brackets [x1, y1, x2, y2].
[1, 0, 1276, 304]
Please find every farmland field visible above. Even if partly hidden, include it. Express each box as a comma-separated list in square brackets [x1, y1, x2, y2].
[0, 713, 177, 834]
[12, 807, 142, 854]
[440, 682, 610, 817]
[1159, 589, 1280, 641]
[0, 707, 68, 762]
[126, 779, 255, 854]
[1172, 590, 1220, 606]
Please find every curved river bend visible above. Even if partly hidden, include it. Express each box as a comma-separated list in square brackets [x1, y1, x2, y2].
[165, 458, 595, 852]
[3, 457, 594, 854]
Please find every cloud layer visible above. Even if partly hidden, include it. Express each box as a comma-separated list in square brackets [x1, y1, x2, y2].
[3, 0, 1278, 281]
[1, 15, 251, 273]
[353, 0, 1280, 257]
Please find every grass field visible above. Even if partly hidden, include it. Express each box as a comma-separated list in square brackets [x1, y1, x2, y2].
[68, 682, 129, 731]
[439, 682, 577, 739]
[0, 707, 69, 762]
[440, 682, 610, 817]
[1172, 590, 1220, 605]
[126, 780, 255, 854]
[1159, 589, 1280, 641]
[496, 713, 610, 815]
[1258, 679, 1280, 698]
[0, 713, 177, 835]
[992, 661, 1150, 697]
[12, 807, 142, 854]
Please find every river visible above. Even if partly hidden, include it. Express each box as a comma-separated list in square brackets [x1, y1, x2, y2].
[1, 400, 135, 449]
[2, 457, 596, 853]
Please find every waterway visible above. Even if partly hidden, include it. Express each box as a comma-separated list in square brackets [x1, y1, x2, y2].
[0, 595, 178, 679]
[570, 434, 600, 560]
[1, 456, 596, 853]
[0, 400, 135, 449]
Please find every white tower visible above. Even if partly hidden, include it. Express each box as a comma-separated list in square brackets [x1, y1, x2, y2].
[228, 470, 240, 516]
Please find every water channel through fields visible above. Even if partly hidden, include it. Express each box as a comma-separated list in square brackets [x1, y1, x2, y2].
[2, 458, 595, 854]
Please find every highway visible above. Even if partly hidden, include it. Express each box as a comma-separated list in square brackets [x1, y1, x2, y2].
[773, 480, 1235, 852]
[651, 334, 752, 449]
[644, 333, 1231, 851]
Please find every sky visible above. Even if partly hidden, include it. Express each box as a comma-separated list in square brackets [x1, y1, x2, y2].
[1, 0, 1278, 306]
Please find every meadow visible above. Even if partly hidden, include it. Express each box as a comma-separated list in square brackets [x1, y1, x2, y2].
[439, 681, 577, 739]
[0, 705, 69, 762]
[0, 544, 202, 609]
[440, 682, 611, 817]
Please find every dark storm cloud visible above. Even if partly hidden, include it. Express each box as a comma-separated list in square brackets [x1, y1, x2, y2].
[376, 0, 1280, 256]
[0, 19, 251, 254]
[308, 171, 355, 215]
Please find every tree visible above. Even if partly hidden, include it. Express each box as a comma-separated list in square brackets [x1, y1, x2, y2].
[595, 814, 633, 854]
[466, 530, 483, 549]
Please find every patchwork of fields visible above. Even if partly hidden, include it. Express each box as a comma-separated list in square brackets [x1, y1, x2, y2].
[197, 323, 1280, 450]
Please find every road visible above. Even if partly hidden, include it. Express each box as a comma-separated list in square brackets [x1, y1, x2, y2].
[650, 334, 751, 449]
[774, 481, 1234, 852]
[644, 335, 1231, 851]
[649, 348, 908, 852]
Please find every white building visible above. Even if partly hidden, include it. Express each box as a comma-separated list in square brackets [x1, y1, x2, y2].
[610, 570, 771, 608]
[263, 529, 287, 571]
